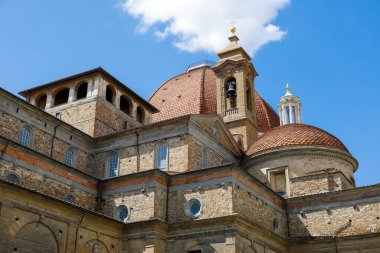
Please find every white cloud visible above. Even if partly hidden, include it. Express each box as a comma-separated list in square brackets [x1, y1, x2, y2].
[120, 0, 290, 55]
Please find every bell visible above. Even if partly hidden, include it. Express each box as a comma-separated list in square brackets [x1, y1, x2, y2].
[227, 83, 236, 96]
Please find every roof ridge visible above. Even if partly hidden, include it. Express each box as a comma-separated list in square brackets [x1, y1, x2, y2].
[199, 67, 207, 114]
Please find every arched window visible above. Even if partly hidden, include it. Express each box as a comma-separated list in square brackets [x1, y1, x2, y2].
[54, 88, 69, 106]
[19, 127, 31, 147]
[120, 96, 132, 115]
[226, 77, 237, 109]
[136, 106, 145, 124]
[106, 85, 114, 104]
[246, 80, 252, 112]
[37, 94, 47, 109]
[5, 173, 21, 185]
[156, 143, 168, 170]
[108, 153, 119, 177]
[76, 82, 88, 100]
[202, 148, 209, 168]
[65, 148, 74, 166]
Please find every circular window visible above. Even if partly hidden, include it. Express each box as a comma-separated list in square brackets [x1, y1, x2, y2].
[185, 199, 202, 219]
[117, 205, 130, 222]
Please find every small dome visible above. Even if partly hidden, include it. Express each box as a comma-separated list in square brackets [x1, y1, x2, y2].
[246, 124, 350, 156]
[149, 66, 280, 133]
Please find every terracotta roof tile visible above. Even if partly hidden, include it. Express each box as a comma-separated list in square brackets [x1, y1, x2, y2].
[149, 66, 279, 132]
[255, 92, 280, 132]
[246, 124, 350, 156]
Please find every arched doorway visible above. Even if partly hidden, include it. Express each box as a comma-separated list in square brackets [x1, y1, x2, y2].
[12, 222, 58, 253]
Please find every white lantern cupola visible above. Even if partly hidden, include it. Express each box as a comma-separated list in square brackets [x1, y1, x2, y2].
[278, 84, 302, 125]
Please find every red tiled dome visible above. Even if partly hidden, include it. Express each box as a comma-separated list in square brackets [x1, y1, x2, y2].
[246, 124, 350, 156]
[149, 66, 280, 133]
[255, 92, 280, 132]
[149, 67, 217, 123]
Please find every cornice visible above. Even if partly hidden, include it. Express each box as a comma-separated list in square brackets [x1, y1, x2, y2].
[242, 145, 358, 171]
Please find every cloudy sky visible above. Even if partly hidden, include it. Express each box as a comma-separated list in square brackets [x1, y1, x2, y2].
[0, 0, 379, 186]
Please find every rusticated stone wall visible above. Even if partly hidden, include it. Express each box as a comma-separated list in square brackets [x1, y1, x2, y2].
[0, 141, 97, 211]
[54, 100, 97, 137]
[0, 181, 122, 253]
[233, 184, 286, 238]
[188, 136, 224, 171]
[289, 171, 353, 198]
[168, 183, 234, 223]
[0, 98, 93, 174]
[287, 184, 380, 239]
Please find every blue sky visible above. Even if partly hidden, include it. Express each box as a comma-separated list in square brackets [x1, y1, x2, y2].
[1, 0, 379, 186]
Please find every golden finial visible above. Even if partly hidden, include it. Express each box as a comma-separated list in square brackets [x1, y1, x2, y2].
[285, 83, 292, 96]
[230, 21, 236, 35]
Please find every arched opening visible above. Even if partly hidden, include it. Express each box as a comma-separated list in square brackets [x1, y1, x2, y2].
[5, 173, 21, 185]
[225, 77, 237, 109]
[136, 106, 145, 124]
[155, 143, 168, 170]
[76, 82, 88, 100]
[120, 96, 132, 115]
[246, 79, 252, 112]
[36, 94, 47, 109]
[65, 148, 74, 167]
[108, 153, 119, 177]
[54, 88, 69, 106]
[19, 126, 32, 147]
[12, 222, 58, 253]
[106, 85, 114, 104]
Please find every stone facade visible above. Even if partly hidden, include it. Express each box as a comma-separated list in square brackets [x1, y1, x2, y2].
[0, 33, 378, 253]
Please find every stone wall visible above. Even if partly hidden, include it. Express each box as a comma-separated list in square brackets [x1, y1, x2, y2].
[245, 149, 356, 198]
[168, 183, 234, 223]
[0, 91, 94, 174]
[188, 135, 224, 171]
[0, 181, 123, 253]
[0, 140, 97, 211]
[95, 134, 189, 178]
[233, 185, 286, 238]
[289, 171, 353, 197]
[287, 184, 380, 238]
[51, 100, 97, 136]
[101, 170, 168, 223]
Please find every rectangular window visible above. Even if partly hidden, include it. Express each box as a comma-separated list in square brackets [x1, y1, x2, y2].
[123, 121, 128, 130]
[188, 251, 202, 253]
[269, 169, 287, 196]
[55, 112, 61, 119]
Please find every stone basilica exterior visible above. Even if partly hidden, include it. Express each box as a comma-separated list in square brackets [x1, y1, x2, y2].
[0, 32, 379, 253]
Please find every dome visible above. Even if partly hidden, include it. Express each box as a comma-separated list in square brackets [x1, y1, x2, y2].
[149, 67, 217, 123]
[255, 92, 280, 132]
[246, 124, 350, 156]
[149, 66, 280, 132]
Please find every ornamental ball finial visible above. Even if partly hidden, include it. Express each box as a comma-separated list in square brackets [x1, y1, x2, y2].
[230, 22, 236, 35]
